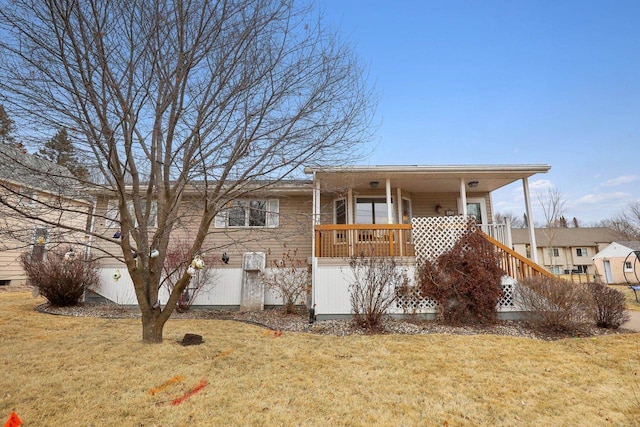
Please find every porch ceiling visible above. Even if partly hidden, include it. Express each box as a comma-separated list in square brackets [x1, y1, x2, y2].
[305, 165, 551, 193]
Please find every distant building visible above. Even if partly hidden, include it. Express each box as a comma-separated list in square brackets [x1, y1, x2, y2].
[511, 227, 619, 277]
[592, 241, 640, 284]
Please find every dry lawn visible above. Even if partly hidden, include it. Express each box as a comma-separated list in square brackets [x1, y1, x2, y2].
[618, 284, 640, 312]
[2, 292, 640, 426]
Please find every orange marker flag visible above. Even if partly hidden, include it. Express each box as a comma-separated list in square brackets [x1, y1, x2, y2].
[4, 411, 22, 427]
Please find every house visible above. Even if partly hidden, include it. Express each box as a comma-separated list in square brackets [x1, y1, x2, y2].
[0, 143, 93, 285]
[592, 241, 640, 284]
[511, 227, 619, 280]
[91, 164, 553, 319]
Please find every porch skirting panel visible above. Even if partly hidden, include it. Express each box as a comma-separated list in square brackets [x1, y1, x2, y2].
[94, 267, 286, 308]
[313, 261, 523, 317]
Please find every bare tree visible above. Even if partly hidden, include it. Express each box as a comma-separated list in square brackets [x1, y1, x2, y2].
[0, 104, 15, 144]
[0, 0, 375, 342]
[598, 201, 640, 240]
[494, 211, 525, 228]
[537, 186, 566, 273]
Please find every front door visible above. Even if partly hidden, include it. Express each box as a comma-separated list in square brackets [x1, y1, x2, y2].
[457, 197, 487, 226]
[603, 260, 614, 284]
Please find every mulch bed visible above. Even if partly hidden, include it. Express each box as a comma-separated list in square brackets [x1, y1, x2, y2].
[34, 299, 637, 340]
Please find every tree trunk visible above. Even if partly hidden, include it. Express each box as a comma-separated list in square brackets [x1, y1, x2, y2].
[141, 311, 165, 343]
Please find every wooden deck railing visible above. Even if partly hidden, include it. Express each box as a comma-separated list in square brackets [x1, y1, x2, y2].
[314, 224, 414, 258]
[480, 232, 555, 281]
[314, 223, 551, 282]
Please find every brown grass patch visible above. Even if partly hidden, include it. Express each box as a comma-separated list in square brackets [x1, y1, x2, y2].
[2, 292, 640, 426]
[618, 284, 640, 312]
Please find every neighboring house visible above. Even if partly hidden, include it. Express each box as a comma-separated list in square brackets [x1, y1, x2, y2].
[92, 164, 553, 319]
[0, 143, 93, 285]
[592, 241, 640, 284]
[511, 227, 619, 278]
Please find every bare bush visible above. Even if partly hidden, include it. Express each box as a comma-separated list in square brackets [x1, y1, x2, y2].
[518, 276, 595, 333]
[588, 283, 629, 329]
[20, 249, 99, 307]
[417, 227, 504, 325]
[161, 243, 216, 312]
[348, 251, 409, 330]
[260, 248, 309, 314]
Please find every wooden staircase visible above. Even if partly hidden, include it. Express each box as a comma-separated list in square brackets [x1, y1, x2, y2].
[481, 232, 554, 281]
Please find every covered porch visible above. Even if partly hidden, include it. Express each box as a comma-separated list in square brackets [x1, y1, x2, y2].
[306, 165, 550, 262]
[304, 164, 552, 319]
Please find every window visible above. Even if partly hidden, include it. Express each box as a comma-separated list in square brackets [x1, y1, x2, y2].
[525, 244, 531, 259]
[401, 198, 412, 224]
[576, 248, 588, 257]
[625, 261, 633, 272]
[467, 202, 483, 224]
[575, 265, 588, 274]
[215, 199, 279, 228]
[550, 266, 561, 274]
[334, 199, 346, 224]
[106, 200, 157, 228]
[356, 197, 393, 224]
[548, 248, 559, 257]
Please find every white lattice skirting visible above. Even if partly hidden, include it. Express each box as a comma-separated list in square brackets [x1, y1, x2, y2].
[395, 279, 516, 312]
[411, 215, 469, 266]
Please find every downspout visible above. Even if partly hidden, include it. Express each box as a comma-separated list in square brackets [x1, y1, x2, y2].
[522, 177, 539, 264]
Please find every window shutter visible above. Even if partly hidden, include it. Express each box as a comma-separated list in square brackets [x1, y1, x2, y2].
[266, 199, 279, 228]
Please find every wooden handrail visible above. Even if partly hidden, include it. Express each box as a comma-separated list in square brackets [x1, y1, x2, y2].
[480, 231, 555, 280]
[314, 224, 413, 231]
[314, 224, 413, 258]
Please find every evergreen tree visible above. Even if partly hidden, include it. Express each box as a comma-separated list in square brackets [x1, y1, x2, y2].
[39, 128, 88, 180]
[0, 104, 15, 144]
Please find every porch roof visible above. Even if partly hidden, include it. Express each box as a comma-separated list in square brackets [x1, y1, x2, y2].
[304, 164, 551, 193]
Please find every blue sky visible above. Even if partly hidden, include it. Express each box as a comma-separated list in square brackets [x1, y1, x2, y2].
[321, 0, 640, 225]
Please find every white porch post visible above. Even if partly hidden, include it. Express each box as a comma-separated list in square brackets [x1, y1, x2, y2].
[459, 178, 468, 217]
[522, 177, 539, 264]
[313, 174, 321, 226]
[386, 178, 393, 224]
[311, 173, 321, 309]
[347, 188, 353, 224]
[396, 187, 402, 223]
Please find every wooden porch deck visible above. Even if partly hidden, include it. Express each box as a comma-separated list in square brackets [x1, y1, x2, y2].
[314, 224, 552, 281]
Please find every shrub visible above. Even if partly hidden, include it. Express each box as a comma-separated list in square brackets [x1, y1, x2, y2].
[162, 242, 216, 312]
[417, 227, 504, 325]
[518, 276, 594, 334]
[21, 249, 99, 307]
[260, 248, 309, 314]
[348, 250, 409, 331]
[588, 282, 629, 329]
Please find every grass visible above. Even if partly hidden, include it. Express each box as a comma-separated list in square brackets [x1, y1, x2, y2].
[2, 292, 640, 426]
[616, 284, 640, 312]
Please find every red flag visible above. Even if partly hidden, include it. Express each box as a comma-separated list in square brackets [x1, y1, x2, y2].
[4, 412, 22, 427]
